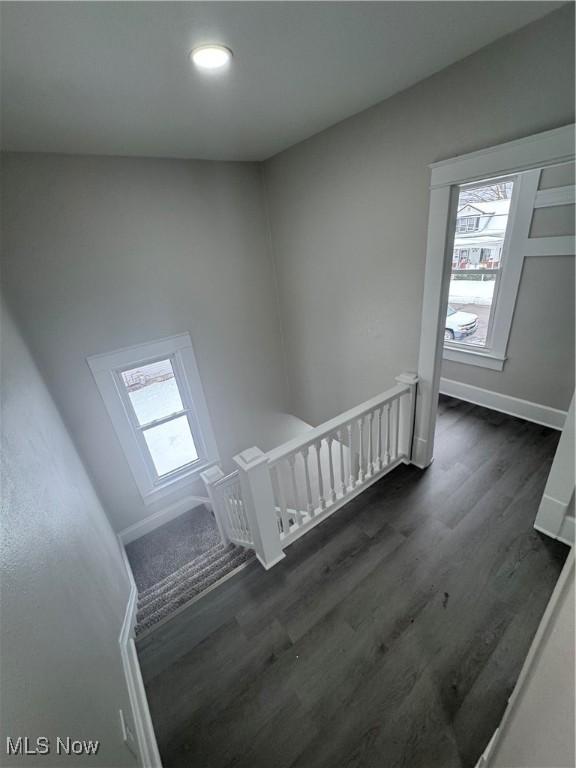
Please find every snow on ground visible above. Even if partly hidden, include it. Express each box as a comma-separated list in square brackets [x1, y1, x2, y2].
[449, 279, 495, 306]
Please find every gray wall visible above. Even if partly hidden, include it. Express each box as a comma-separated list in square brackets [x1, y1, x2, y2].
[263, 5, 575, 425]
[442, 257, 575, 410]
[2, 154, 288, 532]
[0, 303, 135, 767]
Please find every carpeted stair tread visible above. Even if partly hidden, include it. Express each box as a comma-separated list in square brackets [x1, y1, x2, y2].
[137, 544, 249, 617]
[137, 547, 237, 614]
[134, 545, 254, 636]
[138, 542, 231, 604]
[126, 504, 222, 592]
[135, 549, 253, 635]
[138, 547, 252, 624]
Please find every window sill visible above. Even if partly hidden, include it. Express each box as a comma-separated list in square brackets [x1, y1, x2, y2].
[142, 457, 218, 505]
[443, 345, 506, 371]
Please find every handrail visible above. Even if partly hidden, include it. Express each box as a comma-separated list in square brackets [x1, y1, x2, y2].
[207, 372, 418, 570]
[266, 381, 409, 464]
[213, 469, 239, 487]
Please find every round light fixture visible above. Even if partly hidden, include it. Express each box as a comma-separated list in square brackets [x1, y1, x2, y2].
[190, 44, 233, 71]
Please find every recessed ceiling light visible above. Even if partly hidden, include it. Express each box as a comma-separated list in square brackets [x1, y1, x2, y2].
[190, 44, 233, 71]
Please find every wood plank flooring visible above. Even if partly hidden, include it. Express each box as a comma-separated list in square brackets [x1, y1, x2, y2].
[138, 397, 568, 768]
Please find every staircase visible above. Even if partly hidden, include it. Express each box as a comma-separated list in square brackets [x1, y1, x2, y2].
[135, 542, 253, 636]
[134, 372, 418, 636]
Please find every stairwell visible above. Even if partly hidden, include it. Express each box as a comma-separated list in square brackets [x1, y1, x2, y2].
[135, 542, 253, 636]
[132, 381, 417, 637]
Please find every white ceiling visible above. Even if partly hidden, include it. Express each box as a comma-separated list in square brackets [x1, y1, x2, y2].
[1, 1, 564, 161]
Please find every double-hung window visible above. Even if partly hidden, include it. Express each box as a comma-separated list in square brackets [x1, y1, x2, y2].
[88, 333, 219, 504]
[442, 156, 575, 372]
[443, 174, 518, 369]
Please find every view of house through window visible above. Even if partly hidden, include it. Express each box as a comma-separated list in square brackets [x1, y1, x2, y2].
[120, 358, 199, 477]
[445, 177, 515, 348]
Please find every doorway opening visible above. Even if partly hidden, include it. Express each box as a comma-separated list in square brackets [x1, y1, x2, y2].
[413, 124, 574, 470]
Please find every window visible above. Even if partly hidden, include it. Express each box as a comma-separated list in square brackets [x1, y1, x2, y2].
[120, 358, 198, 477]
[88, 334, 219, 504]
[444, 176, 515, 353]
[456, 215, 480, 233]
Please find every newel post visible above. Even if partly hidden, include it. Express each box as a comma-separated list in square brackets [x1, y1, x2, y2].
[200, 465, 230, 546]
[395, 372, 419, 463]
[233, 447, 285, 570]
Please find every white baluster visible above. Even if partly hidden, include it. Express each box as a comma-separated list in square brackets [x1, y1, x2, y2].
[302, 446, 314, 515]
[269, 467, 282, 535]
[272, 465, 290, 536]
[347, 422, 355, 489]
[358, 416, 365, 484]
[376, 406, 383, 472]
[224, 491, 237, 539]
[385, 403, 391, 465]
[229, 489, 240, 539]
[338, 429, 347, 496]
[327, 434, 337, 504]
[367, 411, 374, 477]
[315, 441, 326, 511]
[200, 465, 230, 546]
[234, 488, 246, 540]
[394, 397, 400, 460]
[288, 454, 304, 526]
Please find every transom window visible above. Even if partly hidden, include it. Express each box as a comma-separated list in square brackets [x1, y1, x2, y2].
[88, 333, 219, 504]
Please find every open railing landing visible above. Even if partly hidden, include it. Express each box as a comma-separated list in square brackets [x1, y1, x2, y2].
[202, 372, 418, 569]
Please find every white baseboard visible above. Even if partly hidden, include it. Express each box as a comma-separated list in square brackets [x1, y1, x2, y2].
[118, 536, 138, 625]
[534, 493, 570, 537]
[474, 728, 500, 768]
[559, 515, 575, 546]
[119, 494, 209, 545]
[119, 540, 162, 767]
[534, 521, 575, 547]
[440, 378, 567, 431]
[534, 494, 575, 545]
[120, 613, 163, 768]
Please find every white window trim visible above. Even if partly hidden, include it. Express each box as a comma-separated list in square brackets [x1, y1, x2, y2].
[534, 184, 575, 209]
[443, 157, 576, 370]
[443, 346, 507, 371]
[88, 333, 219, 505]
[443, 169, 540, 370]
[413, 124, 574, 471]
[428, 125, 574, 190]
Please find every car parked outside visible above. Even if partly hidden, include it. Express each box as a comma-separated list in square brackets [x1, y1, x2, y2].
[445, 304, 478, 341]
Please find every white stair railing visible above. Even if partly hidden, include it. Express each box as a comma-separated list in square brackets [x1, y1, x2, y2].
[200, 466, 254, 549]
[204, 373, 418, 570]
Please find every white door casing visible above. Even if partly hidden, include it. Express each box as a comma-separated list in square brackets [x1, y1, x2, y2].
[414, 124, 575, 469]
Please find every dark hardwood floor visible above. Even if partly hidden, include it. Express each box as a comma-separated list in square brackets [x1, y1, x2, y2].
[138, 397, 568, 768]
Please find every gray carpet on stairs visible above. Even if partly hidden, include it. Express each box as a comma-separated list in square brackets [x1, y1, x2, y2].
[126, 504, 221, 591]
[126, 504, 255, 636]
[135, 543, 253, 635]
